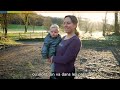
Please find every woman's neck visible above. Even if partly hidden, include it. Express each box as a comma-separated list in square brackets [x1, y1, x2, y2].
[64, 32, 75, 40]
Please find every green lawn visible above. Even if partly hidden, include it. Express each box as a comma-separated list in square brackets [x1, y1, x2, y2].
[0, 24, 47, 33]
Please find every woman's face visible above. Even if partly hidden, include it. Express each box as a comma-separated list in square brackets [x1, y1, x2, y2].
[63, 17, 76, 34]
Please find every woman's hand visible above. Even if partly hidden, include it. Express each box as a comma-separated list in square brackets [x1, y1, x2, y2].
[48, 56, 53, 63]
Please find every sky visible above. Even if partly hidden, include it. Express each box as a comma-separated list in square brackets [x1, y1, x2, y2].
[34, 11, 115, 24]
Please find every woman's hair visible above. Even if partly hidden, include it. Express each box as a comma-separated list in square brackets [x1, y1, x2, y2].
[64, 15, 79, 37]
[50, 24, 59, 31]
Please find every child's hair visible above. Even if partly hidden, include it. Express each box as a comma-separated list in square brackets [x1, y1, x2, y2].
[50, 24, 59, 31]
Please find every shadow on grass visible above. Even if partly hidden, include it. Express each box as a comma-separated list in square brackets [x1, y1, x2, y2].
[15, 38, 44, 42]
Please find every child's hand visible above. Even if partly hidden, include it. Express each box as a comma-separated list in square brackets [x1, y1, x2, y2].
[48, 58, 51, 63]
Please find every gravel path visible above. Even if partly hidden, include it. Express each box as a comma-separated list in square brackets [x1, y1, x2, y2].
[0, 41, 120, 79]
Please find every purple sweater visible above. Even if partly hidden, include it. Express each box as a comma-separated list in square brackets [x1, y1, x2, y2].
[53, 35, 81, 73]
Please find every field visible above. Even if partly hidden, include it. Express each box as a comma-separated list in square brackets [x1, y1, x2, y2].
[7, 24, 47, 33]
[0, 24, 49, 42]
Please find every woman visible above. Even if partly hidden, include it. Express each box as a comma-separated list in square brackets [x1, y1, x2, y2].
[48, 15, 81, 79]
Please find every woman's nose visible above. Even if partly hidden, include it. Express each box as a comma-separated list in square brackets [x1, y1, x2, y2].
[64, 23, 67, 27]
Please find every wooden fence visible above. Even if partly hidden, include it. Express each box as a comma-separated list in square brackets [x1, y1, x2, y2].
[18, 31, 48, 39]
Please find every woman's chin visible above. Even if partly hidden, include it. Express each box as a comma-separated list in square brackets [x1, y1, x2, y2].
[64, 30, 69, 33]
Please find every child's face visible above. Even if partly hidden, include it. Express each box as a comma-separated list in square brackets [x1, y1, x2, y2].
[50, 28, 59, 38]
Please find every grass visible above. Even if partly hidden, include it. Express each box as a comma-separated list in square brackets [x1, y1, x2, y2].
[0, 32, 48, 41]
[0, 24, 47, 34]
[0, 36, 21, 45]
[1, 28, 120, 47]
[82, 40, 120, 48]
[7, 24, 47, 31]
[81, 35, 120, 48]
[7, 32, 47, 40]
[1, 35, 120, 47]
[0, 32, 46, 45]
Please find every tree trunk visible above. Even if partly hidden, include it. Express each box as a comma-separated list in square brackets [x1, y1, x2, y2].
[103, 12, 107, 36]
[2, 23, 5, 33]
[24, 14, 29, 33]
[3, 14, 7, 38]
[114, 11, 119, 35]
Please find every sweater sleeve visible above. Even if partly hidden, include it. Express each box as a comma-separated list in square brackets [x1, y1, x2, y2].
[41, 35, 50, 59]
[52, 39, 81, 64]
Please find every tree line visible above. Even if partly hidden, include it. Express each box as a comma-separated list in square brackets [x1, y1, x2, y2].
[0, 11, 120, 38]
[102, 11, 120, 36]
[0, 11, 63, 37]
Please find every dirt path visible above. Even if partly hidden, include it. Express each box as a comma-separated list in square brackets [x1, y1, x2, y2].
[0, 42, 51, 79]
[0, 41, 120, 79]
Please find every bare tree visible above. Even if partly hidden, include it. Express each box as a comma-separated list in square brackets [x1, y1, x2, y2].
[89, 22, 94, 36]
[0, 17, 5, 33]
[24, 13, 29, 33]
[103, 11, 107, 36]
[114, 11, 120, 35]
[1, 13, 8, 38]
[19, 11, 32, 33]
[43, 17, 52, 32]
[84, 19, 91, 33]
[29, 16, 36, 33]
